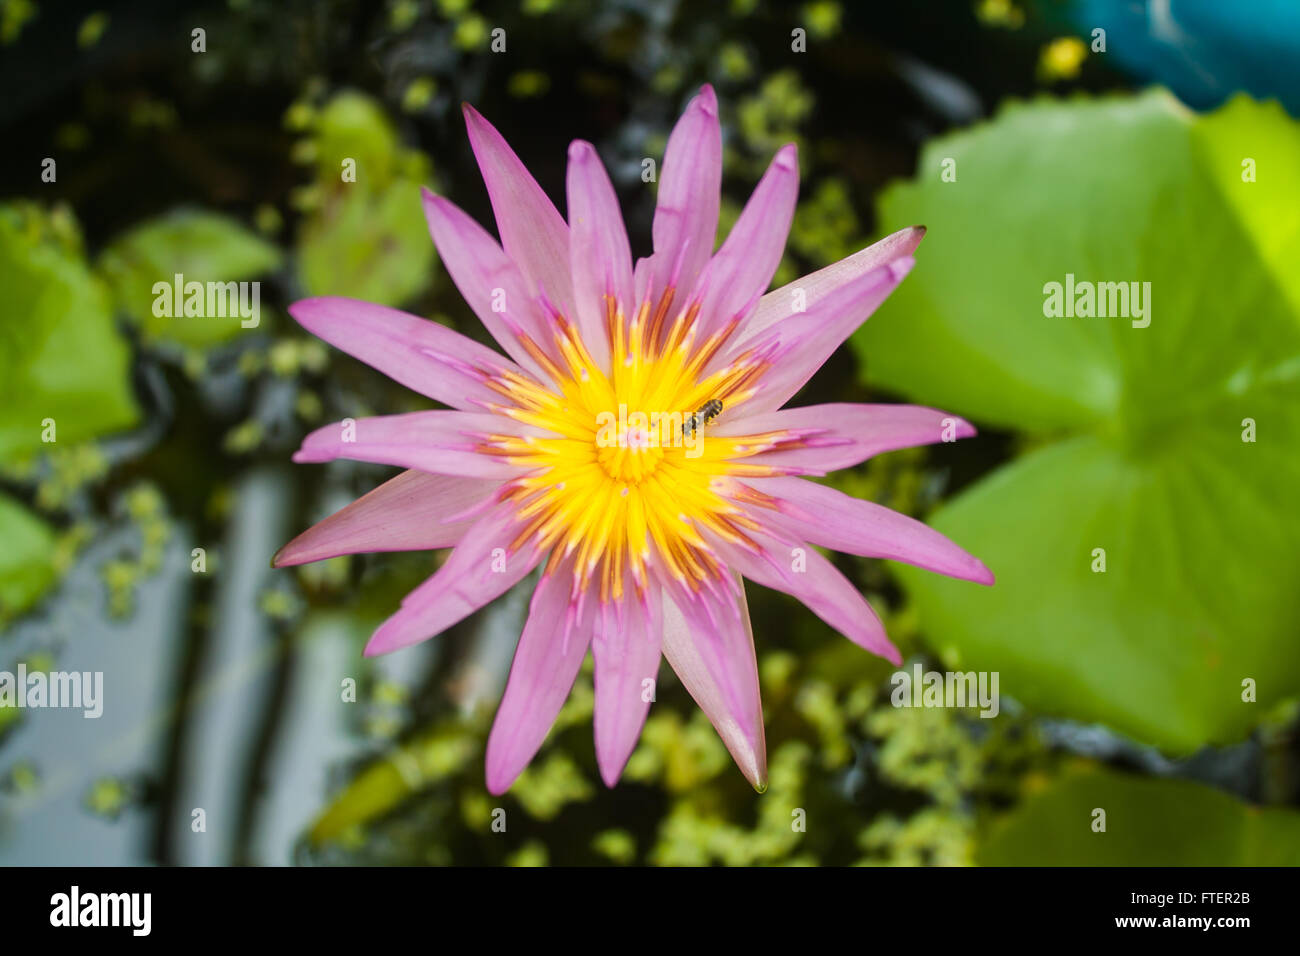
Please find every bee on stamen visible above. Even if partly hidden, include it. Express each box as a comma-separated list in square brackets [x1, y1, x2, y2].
[682, 398, 724, 437]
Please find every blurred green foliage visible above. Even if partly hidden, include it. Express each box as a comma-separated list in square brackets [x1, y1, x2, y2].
[855, 91, 1300, 753]
[981, 764, 1300, 865]
[303, 642, 1051, 866]
[0, 203, 138, 459]
[98, 209, 281, 347]
[0, 202, 138, 617]
[0, 492, 55, 621]
[292, 91, 438, 306]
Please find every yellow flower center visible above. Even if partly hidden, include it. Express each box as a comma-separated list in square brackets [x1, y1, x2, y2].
[478, 291, 788, 604]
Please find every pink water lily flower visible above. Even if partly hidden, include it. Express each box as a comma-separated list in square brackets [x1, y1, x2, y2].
[275, 85, 993, 794]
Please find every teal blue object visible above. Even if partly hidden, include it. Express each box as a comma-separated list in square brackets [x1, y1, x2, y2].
[1063, 0, 1300, 115]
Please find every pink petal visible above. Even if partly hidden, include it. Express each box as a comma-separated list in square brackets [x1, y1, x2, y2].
[712, 530, 901, 665]
[645, 84, 721, 305]
[272, 470, 494, 567]
[633, 254, 654, 309]
[486, 558, 593, 793]
[591, 593, 661, 787]
[726, 257, 915, 416]
[739, 476, 994, 585]
[660, 575, 767, 790]
[566, 140, 634, 372]
[717, 402, 975, 474]
[693, 143, 798, 338]
[463, 104, 573, 316]
[287, 297, 521, 412]
[365, 500, 546, 657]
[420, 190, 563, 379]
[292, 411, 531, 479]
[736, 226, 926, 347]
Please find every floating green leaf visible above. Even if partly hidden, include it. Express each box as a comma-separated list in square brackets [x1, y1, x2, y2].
[297, 181, 433, 306]
[97, 209, 281, 347]
[309, 723, 476, 843]
[979, 765, 1300, 865]
[0, 492, 56, 620]
[853, 91, 1300, 751]
[1194, 95, 1300, 318]
[295, 91, 436, 307]
[0, 203, 139, 460]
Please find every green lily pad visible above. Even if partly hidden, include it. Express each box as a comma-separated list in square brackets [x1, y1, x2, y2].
[0, 203, 139, 460]
[0, 492, 57, 621]
[295, 92, 436, 307]
[979, 765, 1300, 865]
[309, 723, 476, 843]
[307, 91, 403, 188]
[853, 91, 1300, 752]
[297, 179, 434, 306]
[98, 209, 282, 347]
[1194, 95, 1300, 319]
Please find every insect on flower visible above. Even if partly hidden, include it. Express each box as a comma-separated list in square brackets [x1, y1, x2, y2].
[274, 85, 994, 794]
[682, 398, 724, 437]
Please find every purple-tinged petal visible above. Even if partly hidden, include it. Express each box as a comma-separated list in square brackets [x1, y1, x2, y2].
[287, 297, 521, 412]
[693, 143, 798, 338]
[737, 475, 994, 585]
[486, 557, 593, 794]
[462, 104, 573, 315]
[421, 190, 563, 379]
[591, 591, 661, 787]
[660, 575, 767, 791]
[712, 529, 901, 665]
[633, 255, 653, 307]
[646, 84, 721, 306]
[717, 402, 975, 474]
[292, 411, 533, 479]
[365, 499, 546, 657]
[736, 226, 926, 347]
[566, 140, 634, 371]
[273, 470, 494, 568]
[719, 257, 914, 415]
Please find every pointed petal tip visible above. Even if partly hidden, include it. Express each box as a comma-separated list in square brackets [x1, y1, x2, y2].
[973, 561, 996, 586]
[484, 767, 513, 796]
[888, 255, 916, 282]
[598, 763, 624, 789]
[726, 733, 768, 791]
[270, 545, 288, 569]
[485, 747, 527, 796]
[595, 726, 643, 789]
[695, 83, 718, 114]
[740, 753, 768, 792]
[774, 142, 798, 170]
[286, 296, 326, 327]
[420, 189, 453, 222]
[363, 628, 413, 657]
[285, 295, 357, 336]
[363, 620, 409, 658]
[947, 415, 977, 441]
[567, 139, 597, 164]
[594, 737, 628, 788]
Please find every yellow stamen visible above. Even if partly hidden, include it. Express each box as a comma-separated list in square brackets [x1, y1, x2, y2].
[478, 294, 790, 598]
